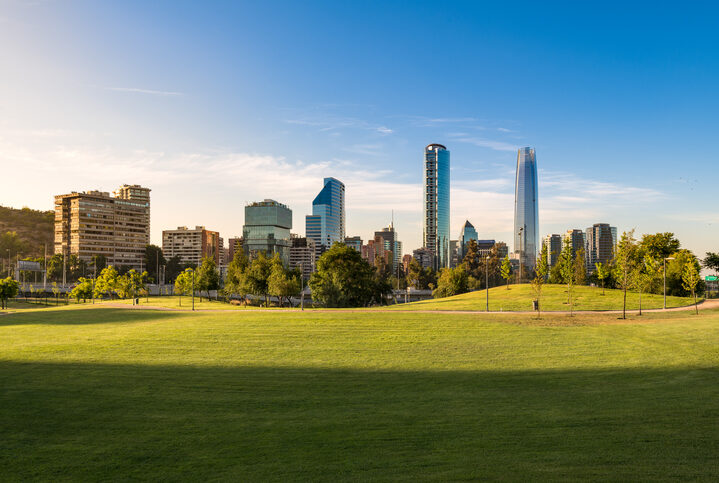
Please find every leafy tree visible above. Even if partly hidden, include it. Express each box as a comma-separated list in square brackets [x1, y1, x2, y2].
[0, 277, 20, 309]
[574, 248, 587, 286]
[116, 269, 146, 299]
[309, 244, 385, 307]
[268, 262, 300, 307]
[407, 258, 436, 290]
[174, 269, 194, 306]
[165, 255, 186, 284]
[638, 232, 680, 260]
[500, 255, 512, 289]
[666, 249, 704, 297]
[245, 252, 273, 306]
[704, 252, 719, 275]
[196, 256, 220, 300]
[548, 261, 563, 284]
[144, 245, 166, 283]
[634, 256, 660, 316]
[432, 266, 469, 299]
[595, 262, 610, 295]
[91, 255, 107, 275]
[682, 261, 701, 315]
[558, 236, 576, 316]
[70, 277, 93, 302]
[612, 230, 638, 320]
[531, 243, 549, 317]
[224, 250, 250, 304]
[94, 266, 120, 300]
[47, 253, 64, 282]
[462, 239, 480, 279]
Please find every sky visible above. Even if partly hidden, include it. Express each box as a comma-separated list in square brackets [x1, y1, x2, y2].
[1, 0, 718, 258]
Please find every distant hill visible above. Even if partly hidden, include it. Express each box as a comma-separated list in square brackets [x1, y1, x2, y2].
[0, 205, 55, 258]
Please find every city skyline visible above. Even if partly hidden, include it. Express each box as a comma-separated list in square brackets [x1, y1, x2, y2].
[1, 2, 718, 259]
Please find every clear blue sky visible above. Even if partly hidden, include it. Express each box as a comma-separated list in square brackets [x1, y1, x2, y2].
[1, 1, 717, 257]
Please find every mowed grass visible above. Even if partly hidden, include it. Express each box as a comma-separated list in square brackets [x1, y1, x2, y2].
[391, 284, 699, 312]
[1, 305, 718, 481]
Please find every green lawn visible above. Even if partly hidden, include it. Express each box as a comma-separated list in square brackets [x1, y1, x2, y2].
[1, 305, 718, 480]
[391, 284, 699, 312]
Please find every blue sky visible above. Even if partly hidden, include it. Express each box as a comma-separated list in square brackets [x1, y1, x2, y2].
[1, 1, 718, 257]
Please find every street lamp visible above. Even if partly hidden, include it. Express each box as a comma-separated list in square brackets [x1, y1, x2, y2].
[485, 255, 490, 312]
[185, 268, 195, 311]
[663, 257, 675, 309]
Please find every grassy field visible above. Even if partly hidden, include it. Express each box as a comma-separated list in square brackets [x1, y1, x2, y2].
[1, 303, 718, 480]
[391, 284, 699, 312]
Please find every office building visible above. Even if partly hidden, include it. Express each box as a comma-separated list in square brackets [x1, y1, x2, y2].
[243, 199, 292, 265]
[227, 237, 243, 263]
[564, 229, 586, 258]
[458, 220, 478, 261]
[344, 236, 363, 252]
[412, 247, 434, 269]
[162, 226, 221, 266]
[54, 184, 150, 270]
[585, 223, 616, 274]
[374, 223, 402, 272]
[361, 235, 392, 268]
[495, 241, 509, 260]
[542, 234, 562, 267]
[306, 177, 345, 254]
[477, 240, 496, 257]
[289, 234, 316, 280]
[450, 240, 458, 268]
[423, 143, 450, 270]
[513, 147, 539, 271]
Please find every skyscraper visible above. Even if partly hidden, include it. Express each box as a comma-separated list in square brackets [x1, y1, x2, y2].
[243, 199, 292, 264]
[458, 220, 478, 261]
[423, 143, 450, 270]
[513, 147, 539, 271]
[585, 223, 616, 274]
[374, 223, 402, 272]
[542, 234, 562, 268]
[305, 177, 345, 254]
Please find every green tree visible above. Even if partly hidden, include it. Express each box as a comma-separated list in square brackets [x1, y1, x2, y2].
[612, 230, 638, 320]
[174, 269, 194, 306]
[245, 252, 273, 306]
[432, 266, 469, 299]
[634, 256, 660, 316]
[704, 252, 719, 275]
[500, 255, 512, 289]
[165, 255, 186, 284]
[558, 237, 576, 316]
[682, 261, 701, 315]
[144, 245, 166, 283]
[196, 256, 220, 300]
[94, 265, 120, 300]
[595, 262, 610, 295]
[531, 244, 549, 317]
[69, 277, 93, 302]
[666, 249, 704, 297]
[268, 262, 300, 307]
[224, 250, 250, 304]
[462, 239, 480, 279]
[47, 253, 64, 282]
[0, 277, 20, 309]
[91, 255, 107, 275]
[638, 232, 680, 260]
[309, 244, 384, 307]
[574, 248, 587, 286]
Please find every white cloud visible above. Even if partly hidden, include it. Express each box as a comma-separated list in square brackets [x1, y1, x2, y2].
[106, 87, 184, 97]
[449, 135, 518, 152]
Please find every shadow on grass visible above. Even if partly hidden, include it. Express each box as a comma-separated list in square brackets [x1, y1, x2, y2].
[1, 361, 718, 481]
[0, 308, 185, 326]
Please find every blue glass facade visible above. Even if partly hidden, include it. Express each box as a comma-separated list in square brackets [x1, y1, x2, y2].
[305, 177, 345, 253]
[513, 147, 539, 271]
[243, 199, 293, 265]
[423, 144, 450, 269]
[458, 220, 478, 260]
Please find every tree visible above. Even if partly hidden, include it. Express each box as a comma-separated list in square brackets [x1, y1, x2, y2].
[500, 255, 512, 289]
[144, 245, 166, 283]
[224, 250, 250, 304]
[47, 253, 64, 282]
[0, 277, 20, 309]
[462, 239, 480, 279]
[174, 269, 194, 306]
[165, 255, 186, 284]
[704, 252, 719, 275]
[666, 249, 704, 297]
[116, 269, 146, 299]
[309, 244, 384, 307]
[682, 262, 701, 315]
[531, 244, 549, 317]
[407, 258, 436, 290]
[595, 262, 609, 295]
[94, 265, 119, 300]
[574, 248, 587, 286]
[245, 252, 273, 306]
[69, 277, 93, 302]
[196, 256, 220, 300]
[558, 237, 576, 316]
[634, 256, 660, 316]
[91, 255, 107, 276]
[432, 266, 469, 299]
[268, 263, 300, 307]
[639, 232, 680, 260]
[613, 230, 638, 320]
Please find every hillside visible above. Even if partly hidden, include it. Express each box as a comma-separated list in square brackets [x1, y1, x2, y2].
[0, 205, 55, 257]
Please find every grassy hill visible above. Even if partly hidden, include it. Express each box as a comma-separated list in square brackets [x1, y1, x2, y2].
[391, 283, 698, 312]
[0, 205, 54, 257]
[1, 304, 718, 480]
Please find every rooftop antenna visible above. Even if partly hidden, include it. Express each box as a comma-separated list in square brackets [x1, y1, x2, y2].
[391, 210, 394, 229]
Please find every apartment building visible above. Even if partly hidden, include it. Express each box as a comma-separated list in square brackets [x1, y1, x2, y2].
[162, 226, 221, 266]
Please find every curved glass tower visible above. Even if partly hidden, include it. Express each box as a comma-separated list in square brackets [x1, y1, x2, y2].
[423, 144, 450, 270]
[305, 177, 345, 254]
[513, 147, 539, 272]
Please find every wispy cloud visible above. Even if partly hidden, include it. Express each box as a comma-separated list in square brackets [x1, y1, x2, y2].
[449, 134, 519, 152]
[284, 115, 393, 135]
[106, 87, 184, 97]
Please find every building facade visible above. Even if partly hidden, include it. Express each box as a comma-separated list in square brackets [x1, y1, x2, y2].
[162, 226, 221, 266]
[289, 234, 316, 280]
[585, 223, 616, 274]
[513, 147, 539, 272]
[344, 236, 363, 252]
[374, 224, 402, 272]
[306, 177, 345, 255]
[54, 184, 150, 270]
[423, 143, 450, 270]
[458, 220, 478, 261]
[412, 247, 434, 269]
[227, 237, 243, 263]
[542, 234, 563, 267]
[243, 199, 292, 265]
[564, 229, 586, 258]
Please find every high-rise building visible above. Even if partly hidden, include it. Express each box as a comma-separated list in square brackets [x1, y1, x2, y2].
[585, 223, 616, 274]
[227, 237, 243, 263]
[361, 235, 392, 268]
[513, 147, 539, 272]
[412, 247, 434, 269]
[54, 184, 150, 270]
[243, 199, 292, 265]
[289, 234, 316, 280]
[564, 229, 586, 258]
[477, 240, 497, 257]
[162, 226, 221, 266]
[423, 144, 450, 270]
[374, 223, 402, 272]
[344, 236, 363, 252]
[450, 240, 459, 268]
[402, 254, 413, 274]
[306, 177, 345, 255]
[495, 242, 509, 260]
[458, 220, 478, 261]
[542, 234, 563, 267]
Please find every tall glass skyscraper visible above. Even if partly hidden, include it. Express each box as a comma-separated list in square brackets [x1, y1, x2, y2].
[305, 177, 345, 253]
[423, 144, 450, 270]
[513, 147, 539, 272]
[242, 199, 293, 265]
[458, 220, 478, 261]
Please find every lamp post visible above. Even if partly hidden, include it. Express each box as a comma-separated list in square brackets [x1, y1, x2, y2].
[663, 256, 675, 309]
[185, 268, 195, 311]
[485, 255, 490, 312]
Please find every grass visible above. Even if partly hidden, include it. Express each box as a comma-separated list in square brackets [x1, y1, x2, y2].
[391, 283, 699, 312]
[1, 304, 718, 480]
